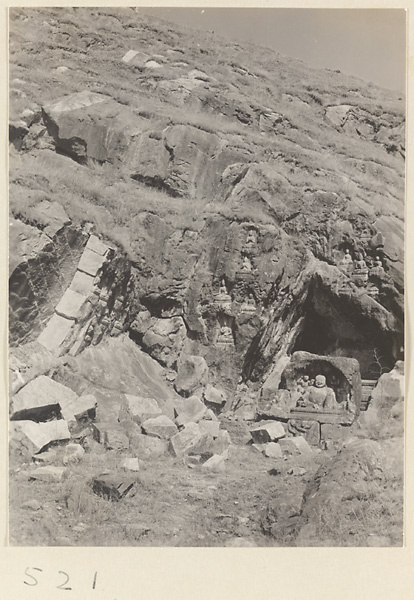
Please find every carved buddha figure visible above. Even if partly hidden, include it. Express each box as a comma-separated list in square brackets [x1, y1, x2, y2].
[296, 374, 336, 411]
[341, 249, 353, 265]
[241, 256, 253, 272]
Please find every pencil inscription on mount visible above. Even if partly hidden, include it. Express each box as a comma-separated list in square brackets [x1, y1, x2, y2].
[8, 7, 404, 547]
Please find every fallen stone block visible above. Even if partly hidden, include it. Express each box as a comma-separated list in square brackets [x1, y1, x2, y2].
[202, 454, 226, 472]
[174, 395, 207, 426]
[11, 375, 69, 422]
[21, 499, 42, 511]
[10, 419, 70, 455]
[63, 443, 85, 465]
[199, 420, 220, 438]
[212, 430, 231, 456]
[92, 422, 130, 451]
[250, 421, 286, 444]
[264, 442, 283, 459]
[122, 457, 140, 472]
[61, 393, 98, 423]
[38, 313, 74, 354]
[169, 422, 203, 457]
[30, 466, 67, 482]
[11, 375, 81, 424]
[77, 247, 106, 277]
[202, 384, 227, 411]
[92, 472, 137, 501]
[32, 449, 57, 464]
[204, 408, 218, 421]
[55, 288, 88, 320]
[252, 443, 266, 454]
[290, 436, 313, 455]
[287, 467, 307, 476]
[131, 434, 167, 459]
[142, 415, 178, 440]
[123, 394, 162, 424]
[278, 438, 301, 456]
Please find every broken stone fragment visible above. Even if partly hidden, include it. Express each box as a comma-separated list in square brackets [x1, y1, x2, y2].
[63, 443, 85, 465]
[70, 394, 98, 424]
[264, 442, 283, 459]
[289, 436, 313, 455]
[92, 472, 136, 501]
[32, 449, 57, 464]
[174, 395, 207, 426]
[287, 467, 307, 476]
[250, 421, 286, 444]
[212, 430, 231, 456]
[168, 422, 203, 457]
[122, 457, 140, 472]
[141, 415, 178, 440]
[202, 384, 227, 412]
[202, 454, 226, 472]
[30, 466, 67, 482]
[130, 433, 167, 459]
[21, 499, 42, 511]
[10, 419, 70, 455]
[92, 422, 130, 451]
[198, 419, 220, 438]
[121, 394, 162, 425]
[10, 375, 70, 422]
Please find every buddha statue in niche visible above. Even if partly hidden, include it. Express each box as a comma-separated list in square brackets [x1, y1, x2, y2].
[296, 374, 337, 411]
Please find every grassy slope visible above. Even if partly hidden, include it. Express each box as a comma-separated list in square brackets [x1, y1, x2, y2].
[9, 7, 404, 261]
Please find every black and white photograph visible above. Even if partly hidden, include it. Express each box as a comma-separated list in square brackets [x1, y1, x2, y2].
[8, 6, 405, 548]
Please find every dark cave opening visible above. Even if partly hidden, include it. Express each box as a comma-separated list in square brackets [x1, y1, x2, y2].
[292, 284, 397, 380]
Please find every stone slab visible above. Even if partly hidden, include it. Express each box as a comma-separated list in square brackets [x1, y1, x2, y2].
[202, 454, 225, 472]
[38, 313, 74, 354]
[141, 415, 178, 440]
[11, 375, 77, 422]
[70, 270, 96, 295]
[199, 420, 220, 438]
[124, 394, 162, 424]
[16, 419, 71, 454]
[77, 247, 106, 277]
[86, 234, 110, 256]
[169, 422, 203, 457]
[92, 422, 129, 451]
[55, 288, 88, 320]
[290, 436, 312, 455]
[92, 473, 136, 501]
[174, 395, 207, 426]
[30, 466, 67, 482]
[122, 457, 140, 472]
[289, 409, 352, 425]
[250, 421, 286, 444]
[264, 442, 283, 459]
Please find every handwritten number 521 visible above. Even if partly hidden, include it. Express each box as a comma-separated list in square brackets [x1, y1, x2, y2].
[24, 568, 97, 590]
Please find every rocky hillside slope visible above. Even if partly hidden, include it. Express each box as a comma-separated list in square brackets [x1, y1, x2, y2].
[8, 7, 405, 547]
[9, 8, 404, 399]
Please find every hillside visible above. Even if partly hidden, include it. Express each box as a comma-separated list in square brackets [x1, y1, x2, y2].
[8, 7, 405, 547]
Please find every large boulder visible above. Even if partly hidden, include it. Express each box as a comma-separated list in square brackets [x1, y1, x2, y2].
[363, 361, 404, 437]
[174, 355, 209, 397]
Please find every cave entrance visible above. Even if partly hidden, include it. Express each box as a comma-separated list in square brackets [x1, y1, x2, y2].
[292, 280, 396, 379]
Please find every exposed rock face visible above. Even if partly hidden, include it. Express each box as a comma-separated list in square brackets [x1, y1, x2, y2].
[9, 8, 404, 450]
